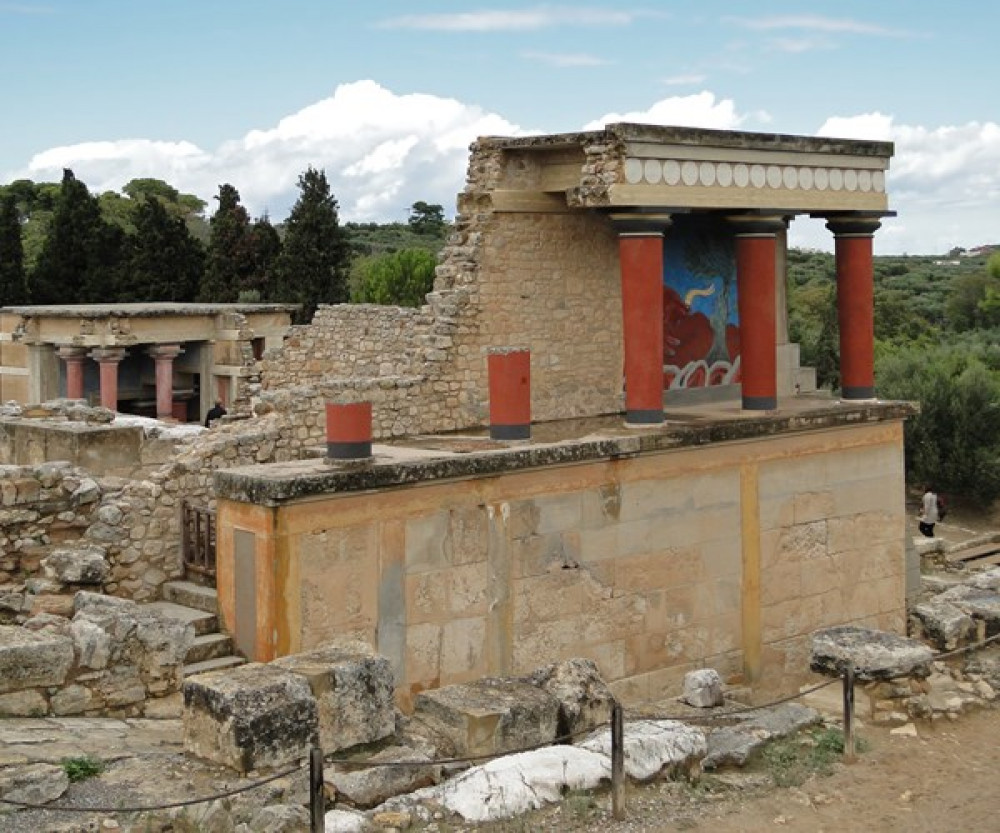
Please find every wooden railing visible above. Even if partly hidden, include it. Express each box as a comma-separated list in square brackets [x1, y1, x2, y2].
[181, 500, 217, 579]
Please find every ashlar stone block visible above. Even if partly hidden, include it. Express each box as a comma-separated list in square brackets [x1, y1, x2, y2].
[413, 677, 559, 757]
[271, 641, 395, 753]
[182, 663, 318, 773]
[0, 625, 73, 695]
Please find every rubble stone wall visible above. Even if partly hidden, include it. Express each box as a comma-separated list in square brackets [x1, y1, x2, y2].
[218, 421, 907, 707]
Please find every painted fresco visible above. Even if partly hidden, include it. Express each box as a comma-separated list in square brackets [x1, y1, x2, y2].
[662, 218, 740, 389]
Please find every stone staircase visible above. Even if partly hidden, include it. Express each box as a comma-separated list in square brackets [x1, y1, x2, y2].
[142, 580, 245, 677]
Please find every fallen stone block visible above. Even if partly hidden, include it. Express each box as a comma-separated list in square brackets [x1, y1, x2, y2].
[939, 585, 1000, 636]
[413, 677, 560, 757]
[911, 597, 976, 651]
[271, 641, 394, 753]
[0, 624, 74, 695]
[525, 657, 615, 737]
[42, 546, 110, 586]
[703, 703, 820, 769]
[810, 625, 934, 681]
[578, 719, 706, 781]
[0, 762, 69, 805]
[682, 668, 724, 708]
[327, 745, 441, 809]
[183, 663, 318, 773]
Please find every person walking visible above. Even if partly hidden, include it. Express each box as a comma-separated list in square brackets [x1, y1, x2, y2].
[918, 484, 939, 537]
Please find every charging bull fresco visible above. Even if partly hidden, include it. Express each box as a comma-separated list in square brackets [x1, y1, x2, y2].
[662, 218, 740, 390]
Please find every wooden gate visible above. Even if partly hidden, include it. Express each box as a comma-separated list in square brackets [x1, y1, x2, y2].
[181, 500, 217, 579]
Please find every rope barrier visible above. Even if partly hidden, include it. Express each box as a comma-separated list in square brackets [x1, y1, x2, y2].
[5, 626, 999, 817]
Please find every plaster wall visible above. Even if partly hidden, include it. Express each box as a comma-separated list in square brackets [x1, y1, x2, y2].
[216, 420, 906, 707]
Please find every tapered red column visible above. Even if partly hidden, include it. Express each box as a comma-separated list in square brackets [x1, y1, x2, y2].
[488, 348, 531, 440]
[56, 347, 87, 400]
[731, 216, 786, 411]
[326, 400, 372, 460]
[147, 344, 183, 420]
[826, 216, 881, 400]
[90, 348, 126, 411]
[613, 214, 671, 425]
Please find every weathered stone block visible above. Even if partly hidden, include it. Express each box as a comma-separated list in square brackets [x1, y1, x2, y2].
[271, 641, 395, 753]
[0, 762, 69, 805]
[42, 546, 110, 586]
[183, 663, 318, 772]
[682, 668, 724, 708]
[0, 624, 73, 694]
[810, 625, 933, 681]
[413, 677, 559, 757]
[911, 597, 976, 651]
[525, 658, 615, 736]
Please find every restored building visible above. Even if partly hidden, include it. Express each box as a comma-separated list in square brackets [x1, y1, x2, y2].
[0, 303, 295, 422]
[213, 124, 911, 705]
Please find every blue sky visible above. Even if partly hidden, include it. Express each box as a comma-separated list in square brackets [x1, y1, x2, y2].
[2, 1, 998, 254]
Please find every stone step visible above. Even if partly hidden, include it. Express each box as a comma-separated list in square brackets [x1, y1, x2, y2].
[141, 601, 218, 637]
[186, 632, 236, 665]
[184, 655, 246, 678]
[161, 580, 219, 615]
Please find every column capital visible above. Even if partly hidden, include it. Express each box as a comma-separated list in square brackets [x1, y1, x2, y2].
[727, 213, 788, 237]
[89, 347, 127, 364]
[819, 211, 890, 237]
[147, 343, 183, 360]
[56, 345, 88, 361]
[608, 211, 673, 236]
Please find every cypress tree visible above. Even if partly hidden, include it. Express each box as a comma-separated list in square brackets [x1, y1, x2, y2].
[198, 184, 251, 302]
[0, 194, 27, 305]
[122, 196, 204, 302]
[273, 166, 350, 321]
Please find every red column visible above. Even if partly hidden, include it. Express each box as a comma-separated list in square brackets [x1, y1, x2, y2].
[89, 348, 126, 411]
[56, 347, 87, 400]
[731, 216, 786, 411]
[326, 401, 372, 460]
[488, 348, 530, 440]
[826, 216, 882, 400]
[148, 344, 183, 420]
[613, 214, 671, 425]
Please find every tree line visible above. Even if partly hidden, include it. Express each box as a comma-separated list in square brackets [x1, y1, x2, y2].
[788, 246, 1000, 505]
[0, 171, 448, 321]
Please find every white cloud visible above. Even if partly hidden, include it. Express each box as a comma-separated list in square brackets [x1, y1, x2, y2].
[728, 15, 912, 37]
[583, 91, 749, 131]
[379, 7, 655, 31]
[17, 81, 527, 222]
[522, 50, 611, 67]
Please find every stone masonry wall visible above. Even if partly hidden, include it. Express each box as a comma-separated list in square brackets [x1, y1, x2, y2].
[259, 135, 629, 435]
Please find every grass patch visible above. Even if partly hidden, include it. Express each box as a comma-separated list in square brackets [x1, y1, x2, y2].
[61, 755, 105, 783]
[760, 727, 867, 787]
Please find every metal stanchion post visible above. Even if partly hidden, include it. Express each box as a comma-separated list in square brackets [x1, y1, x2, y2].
[842, 665, 856, 762]
[611, 701, 625, 819]
[310, 745, 325, 833]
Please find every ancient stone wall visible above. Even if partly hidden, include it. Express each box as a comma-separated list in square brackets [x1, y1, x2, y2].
[216, 420, 908, 706]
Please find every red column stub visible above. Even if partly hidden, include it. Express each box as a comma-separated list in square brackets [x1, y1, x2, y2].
[89, 348, 127, 412]
[826, 216, 882, 400]
[488, 347, 531, 440]
[326, 400, 372, 460]
[731, 215, 785, 411]
[612, 213, 671, 425]
[56, 346, 87, 400]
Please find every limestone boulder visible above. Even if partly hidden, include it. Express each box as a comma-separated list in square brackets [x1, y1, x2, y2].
[525, 657, 615, 737]
[939, 585, 1000, 636]
[0, 762, 69, 805]
[810, 625, 934, 681]
[413, 677, 560, 757]
[0, 624, 74, 695]
[42, 546, 110, 586]
[271, 641, 394, 753]
[911, 597, 977, 651]
[682, 669, 724, 708]
[327, 745, 441, 809]
[578, 719, 706, 781]
[703, 703, 820, 770]
[183, 663, 319, 773]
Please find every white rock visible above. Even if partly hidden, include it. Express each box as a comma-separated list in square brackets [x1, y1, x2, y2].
[682, 669, 724, 708]
[579, 719, 706, 781]
[324, 808, 368, 832]
[890, 723, 919, 736]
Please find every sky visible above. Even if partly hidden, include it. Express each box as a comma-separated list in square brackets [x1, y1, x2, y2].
[1, 1, 998, 255]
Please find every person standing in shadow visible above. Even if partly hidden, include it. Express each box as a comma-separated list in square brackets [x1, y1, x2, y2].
[204, 399, 227, 427]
